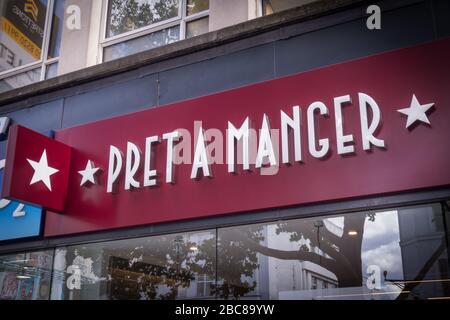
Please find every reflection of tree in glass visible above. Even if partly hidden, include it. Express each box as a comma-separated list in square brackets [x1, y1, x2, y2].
[193, 227, 261, 299]
[199, 214, 368, 299]
[187, 0, 209, 15]
[65, 208, 448, 300]
[154, 0, 179, 20]
[106, 235, 203, 300]
[108, 0, 178, 37]
[266, 214, 367, 288]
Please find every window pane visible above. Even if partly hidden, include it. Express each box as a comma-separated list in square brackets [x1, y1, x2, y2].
[0, 250, 54, 300]
[262, 0, 317, 16]
[51, 230, 216, 300]
[217, 203, 450, 300]
[0, 0, 49, 72]
[186, 17, 208, 38]
[106, 0, 179, 38]
[187, 0, 209, 16]
[0, 67, 41, 93]
[48, 0, 64, 58]
[44, 61, 57, 79]
[103, 26, 180, 62]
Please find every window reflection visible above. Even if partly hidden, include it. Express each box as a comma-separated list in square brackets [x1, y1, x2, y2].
[51, 230, 216, 300]
[0, 0, 63, 91]
[106, 0, 179, 38]
[104, 0, 211, 62]
[217, 204, 449, 299]
[0, 0, 49, 72]
[103, 26, 180, 62]
[187, 0, 209, 16]
[262, 0, 318, 16]
[186, 17, 209, 39]
[1, 203, 448, 300]
[44, 61, 57, 79]
[394, 206, 449, 299]
[0, 67, 40, 93]
[0, 250, 53, 300]
[48, 0, 64, 58]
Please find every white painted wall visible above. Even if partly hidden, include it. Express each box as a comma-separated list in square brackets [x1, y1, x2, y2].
[58, 0, 102, 75]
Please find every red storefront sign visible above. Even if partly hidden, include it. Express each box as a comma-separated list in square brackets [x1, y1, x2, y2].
[2, 125, 71, 212]
[3, 38, 450, 237]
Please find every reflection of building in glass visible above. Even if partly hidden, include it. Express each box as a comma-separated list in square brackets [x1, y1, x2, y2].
[265, 223, 338, 299]
[245, 223, 339, 299]
[50, 231, 216, 300]
[252, 212, 408, 300]
[397, 205, 450, 299]
[267, 259, 338, 299]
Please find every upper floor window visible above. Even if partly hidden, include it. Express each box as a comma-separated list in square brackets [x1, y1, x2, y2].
[261, 0, 318, 16]
[0, 0, 63, 93]
[102, 0, 210, 62]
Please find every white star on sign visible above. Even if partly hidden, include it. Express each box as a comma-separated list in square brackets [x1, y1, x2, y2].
[27, 149, 59, 191]
[78, 160, 100, 187]
[397, 94, 435, 128]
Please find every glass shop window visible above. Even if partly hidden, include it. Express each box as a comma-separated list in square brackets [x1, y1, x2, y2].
[0, 0, 64, 93]
[51, 230, 216, 300]
[102, 0, 210, 62]
[217, 203, 450, 300]
[45, 202, 450, 300]
[0, 250, 54, 300]
[196, 273, 213, 297]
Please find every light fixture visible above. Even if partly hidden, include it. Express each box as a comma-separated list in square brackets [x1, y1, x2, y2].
[16, 275, 31, 279]
[314, 221, 324, 228]
[348, 230, 358, 236]
[189, 246, 198, 251]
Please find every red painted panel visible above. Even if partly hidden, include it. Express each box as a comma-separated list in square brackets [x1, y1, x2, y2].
[37, 38, 450, 236]
[2, 125, 71, 212]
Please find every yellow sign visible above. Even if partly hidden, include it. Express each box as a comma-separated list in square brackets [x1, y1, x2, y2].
[1, 17, 42, 60]
[24, 0, 39, 22]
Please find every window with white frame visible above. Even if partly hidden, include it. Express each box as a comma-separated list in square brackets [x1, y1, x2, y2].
[196, 273, 213, 297]
[0, 0, 64, 94]
[101, 0, 210, 62]
[260, 0, 317, 16]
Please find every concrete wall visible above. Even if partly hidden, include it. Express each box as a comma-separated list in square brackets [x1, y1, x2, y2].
[58, 0, 96, 74]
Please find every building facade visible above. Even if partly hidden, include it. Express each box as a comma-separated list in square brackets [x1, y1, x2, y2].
[0, 0, 449, 300]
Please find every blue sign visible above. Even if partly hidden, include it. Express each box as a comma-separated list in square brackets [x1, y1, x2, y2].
[0, 158, 43, 241]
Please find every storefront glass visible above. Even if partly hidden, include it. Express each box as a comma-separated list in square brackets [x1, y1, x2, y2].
[0, 250, 53, 300]
[0, 202, 448, 300]
[217, 203, 449, 300]
[51, 230, 216, 300]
